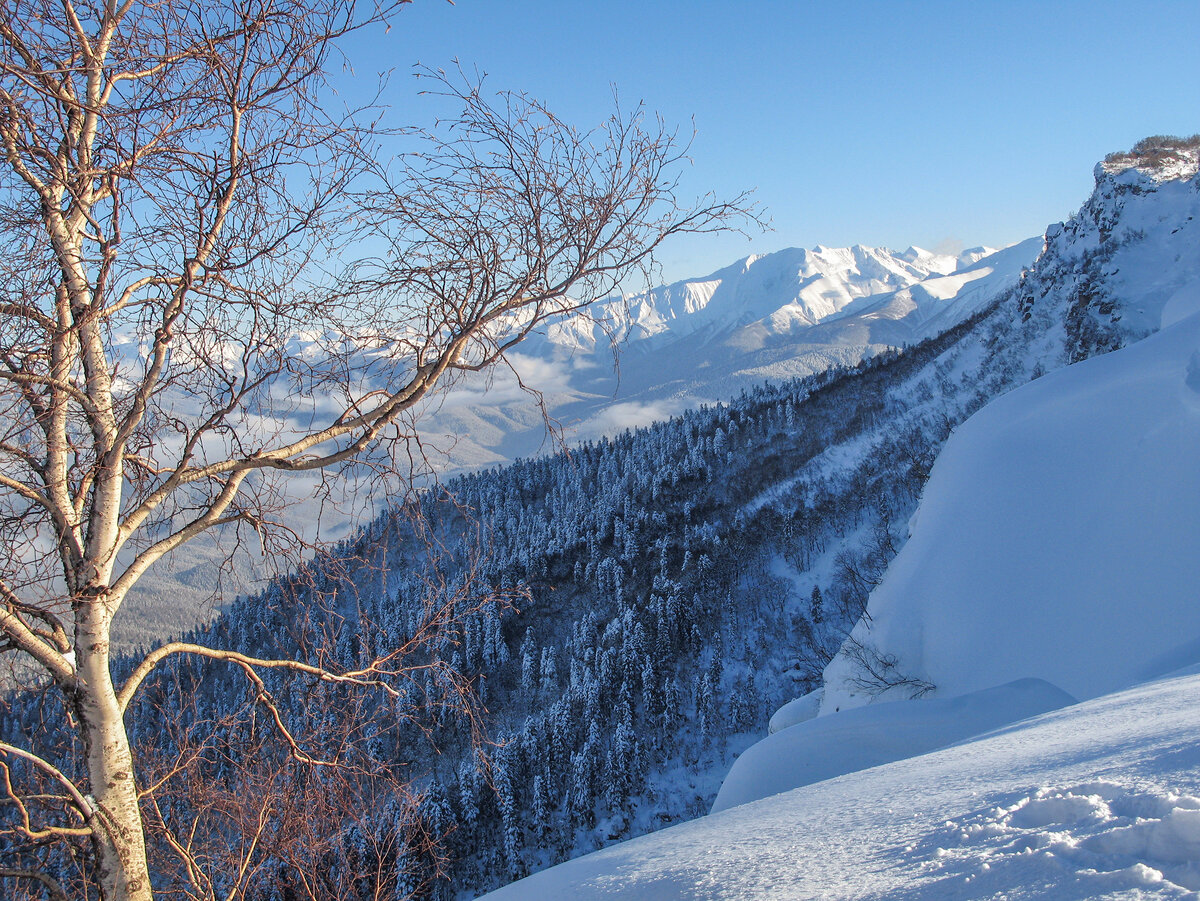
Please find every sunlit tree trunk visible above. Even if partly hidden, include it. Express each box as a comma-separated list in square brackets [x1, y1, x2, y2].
[74, 590, 153, 901]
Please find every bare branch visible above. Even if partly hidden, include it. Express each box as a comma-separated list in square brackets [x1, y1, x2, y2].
[0, 742, 95, 832]
[0, 2, 751, 897]
[0, 868, 70, 901]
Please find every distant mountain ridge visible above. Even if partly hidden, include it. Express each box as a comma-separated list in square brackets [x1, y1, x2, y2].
[421, 237, 1039, 468]
[545, 243, 983, 350]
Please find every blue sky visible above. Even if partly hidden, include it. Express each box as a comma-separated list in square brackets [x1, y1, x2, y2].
[342, 0, 1200, 284]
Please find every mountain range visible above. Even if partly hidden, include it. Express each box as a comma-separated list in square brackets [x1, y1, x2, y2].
[418, 236, 1041, 468]
[117, 196, 1040, 649]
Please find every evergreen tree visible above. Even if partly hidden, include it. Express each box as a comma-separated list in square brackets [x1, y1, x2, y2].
[810, 585, 824, 624]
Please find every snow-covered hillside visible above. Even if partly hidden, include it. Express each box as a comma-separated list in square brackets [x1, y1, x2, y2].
[478, 139, 1200, 900]
[117, 239, 1034, 647]
[819, 139, 1200, 714]
[482, 308, 1200, 899]
[820, 311, 1200, 712]
[482, 668, 1200, 899]
[714, 302, 1200, 817]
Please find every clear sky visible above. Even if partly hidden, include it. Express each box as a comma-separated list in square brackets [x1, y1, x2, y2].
[340, 0, 1200, 284]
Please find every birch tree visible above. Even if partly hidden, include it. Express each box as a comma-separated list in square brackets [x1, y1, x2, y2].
[0, 0, 748, 897]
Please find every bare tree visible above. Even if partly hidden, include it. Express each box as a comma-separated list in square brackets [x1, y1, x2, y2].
[0, 0, 750, 897]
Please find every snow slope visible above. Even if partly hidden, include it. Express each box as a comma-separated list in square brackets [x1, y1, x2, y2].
[821, 308, 1200, 712]
[712, 678, 1075, 814]
[481, 668, 1200, 899]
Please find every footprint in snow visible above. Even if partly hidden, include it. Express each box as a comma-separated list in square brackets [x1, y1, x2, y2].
[903, 780, 1200, 898]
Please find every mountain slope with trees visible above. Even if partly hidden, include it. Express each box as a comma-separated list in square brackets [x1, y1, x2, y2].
[480, 136, 1200, 900]
[4, 127, 1195, 898]
[0, 1, 746, 897]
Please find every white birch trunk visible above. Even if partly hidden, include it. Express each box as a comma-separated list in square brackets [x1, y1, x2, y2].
[75, 590, 154, 901]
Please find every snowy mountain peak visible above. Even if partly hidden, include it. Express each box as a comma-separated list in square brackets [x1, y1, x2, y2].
[955, 245, 997, 268]
[1019, 135, 1200, 363]
[424, 237, 1035, 467]
[548, 241, 1009, 354]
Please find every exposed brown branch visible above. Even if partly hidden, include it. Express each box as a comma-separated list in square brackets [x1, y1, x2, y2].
[0, 868, 70, 901]
[0, 3, 752, 897]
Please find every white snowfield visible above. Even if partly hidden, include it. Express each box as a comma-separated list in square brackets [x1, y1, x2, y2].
[482, 308, 1200, 897]
[712, 678, 1076, 814]
[483, 669, 1200, 899]
[821, 308, 1200, 713]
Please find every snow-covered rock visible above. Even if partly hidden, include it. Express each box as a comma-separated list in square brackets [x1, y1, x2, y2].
[1017, 139, 1200, 363]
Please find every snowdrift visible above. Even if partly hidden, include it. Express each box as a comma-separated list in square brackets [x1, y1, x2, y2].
[712, 678, 1074, 813]
[822, 309, 1200, 712]
[481, 669, 1200, 899]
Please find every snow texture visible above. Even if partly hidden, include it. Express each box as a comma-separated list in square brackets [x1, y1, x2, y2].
[766, 687, 822, 734]
[713, 678, 1075, 814]
[481, 670, 1200, 899]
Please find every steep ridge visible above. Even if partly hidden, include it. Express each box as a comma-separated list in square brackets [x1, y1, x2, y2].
[822, 136, 1200, 714]
[1018, 137, 1200, 363]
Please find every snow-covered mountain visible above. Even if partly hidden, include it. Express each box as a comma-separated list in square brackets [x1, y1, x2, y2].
[544, 243, 1000, 351]
[114, 222, 1034, 649]
[478, 138, 1200, 898]
[420, 238, 1038, 467]
[118, 243, 1033, 644]
[820, 138, 1200, 714]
